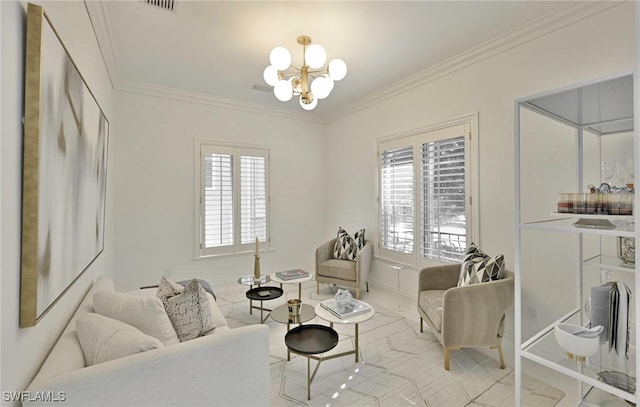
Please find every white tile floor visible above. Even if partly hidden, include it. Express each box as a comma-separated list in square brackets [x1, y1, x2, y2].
[213, 279, 565, 407]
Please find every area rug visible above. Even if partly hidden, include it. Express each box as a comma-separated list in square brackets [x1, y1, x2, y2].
[214, 281, 564, 407]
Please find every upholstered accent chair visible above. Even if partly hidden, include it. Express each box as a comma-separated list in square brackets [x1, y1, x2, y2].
[417, 264, 514, 370]
[315, 239, 372, 299]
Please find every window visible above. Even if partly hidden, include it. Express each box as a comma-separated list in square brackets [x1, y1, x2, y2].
[195, 141, 269, 257]
[378, 116, 478, 266]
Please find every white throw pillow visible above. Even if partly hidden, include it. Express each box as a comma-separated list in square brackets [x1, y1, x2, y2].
[76, 313, 163, 366]
[93, 291, 179, 346]
[162, 279, 215, 342]
[156, 276, 184, 299]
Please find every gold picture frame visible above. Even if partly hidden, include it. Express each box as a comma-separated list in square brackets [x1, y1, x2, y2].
[21, 3, 109, 327]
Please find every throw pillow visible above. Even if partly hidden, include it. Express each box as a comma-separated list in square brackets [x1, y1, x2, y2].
[156, 276, 184, 299]
[93, 291, 179, 346]
[459, 253, 505, 286]
[332, 227, 365, 261]
[457, 242, 488, 287]
[76, 313, 163, 366]
[162, 279, 216, 342]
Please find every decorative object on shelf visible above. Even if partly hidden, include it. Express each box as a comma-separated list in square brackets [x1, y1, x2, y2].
[254, 237, 261, 280]
[573, 218, 616, 230]
[287, 299, 302, 318]
[335, 288, 353, 306]
[586, 281, 632, 357]
[554, 322, 603, 362]
[263, 36, 347, 111]
[557, 190, 633, 216]
[616, 236, 635, 264]
[597, 371, 636, 394]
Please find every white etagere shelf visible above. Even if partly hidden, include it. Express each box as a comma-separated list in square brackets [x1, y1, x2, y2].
[515, 73, 637, 407]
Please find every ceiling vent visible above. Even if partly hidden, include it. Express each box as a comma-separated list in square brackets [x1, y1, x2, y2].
[142, 0, 175, 12]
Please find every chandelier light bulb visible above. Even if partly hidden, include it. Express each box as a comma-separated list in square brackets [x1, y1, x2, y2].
[305, 44, 327, 69]
[274, 80, 293, 102]
[299, 94, 318, 110]
[311, 76, 332, 100]
[328, 58, 347, 81]
[269, 46, 292, 71]
[263, 65, 279, 86]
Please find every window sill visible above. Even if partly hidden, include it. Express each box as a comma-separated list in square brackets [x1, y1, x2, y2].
[193, 248, 276, 262]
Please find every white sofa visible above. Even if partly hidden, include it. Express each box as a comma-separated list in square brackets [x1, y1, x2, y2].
[24, 276, 270, 407]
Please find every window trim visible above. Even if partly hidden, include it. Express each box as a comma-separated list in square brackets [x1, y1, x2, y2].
[376, 113, 479, 267]
[193, 138, 271, 259]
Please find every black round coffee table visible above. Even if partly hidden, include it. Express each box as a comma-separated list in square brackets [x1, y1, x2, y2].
[285, 324, 338, 400]
[245, 286, 283, 323]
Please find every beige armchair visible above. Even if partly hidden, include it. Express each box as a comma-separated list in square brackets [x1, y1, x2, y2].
[316, 239, 372, 299]
[417, 264, 514, 370]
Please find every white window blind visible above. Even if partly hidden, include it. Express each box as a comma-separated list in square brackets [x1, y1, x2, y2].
[197, 142, 269, 257]
[240, 155, 267, 244]
[203, 153, 233, 248]
[377, 117, 476, 266]
[421, 136, 466, 261]
[380, 145, 414, 254]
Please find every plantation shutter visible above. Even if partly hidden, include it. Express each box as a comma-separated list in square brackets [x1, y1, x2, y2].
[379, 144, 414, 254]
[203, 150, 234, 248]
[240, 153, 268, 244]
[421, 135, 466, 261]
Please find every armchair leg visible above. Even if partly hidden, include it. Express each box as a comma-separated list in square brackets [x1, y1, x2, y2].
[317, 282, 320, 295]
[366, 282, 369, 292]
[420, 317, 423, 333]
[490, 345, 506, 369]
[443, 347, 460, 371]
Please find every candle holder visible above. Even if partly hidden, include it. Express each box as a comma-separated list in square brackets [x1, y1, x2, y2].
[254, 254, 261, 280]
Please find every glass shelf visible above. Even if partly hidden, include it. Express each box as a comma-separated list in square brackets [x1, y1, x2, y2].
[583, 255, 635, 273]
[519, 217, 635, 237]
[521, 309, 637, 404]
[581, 386, 635, 406]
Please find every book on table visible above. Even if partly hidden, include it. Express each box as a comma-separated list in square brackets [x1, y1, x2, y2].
[275, 269, 309, 281]
[320, 299, 371, 319]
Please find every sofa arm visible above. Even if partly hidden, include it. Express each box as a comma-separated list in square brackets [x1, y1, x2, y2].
[418, 264, 460, 293]
[440, 275, 514, 348]
[315, 239, 336, 274]
[24, 325, 270, 407]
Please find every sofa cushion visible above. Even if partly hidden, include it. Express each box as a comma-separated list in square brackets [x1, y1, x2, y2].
[93, 291, 179, 346]
[418, 290, 446, 333]
[156, 276, 184, 298]
[76, 313, 163, 366]
[318, 259, 356, 281]
[332, 227, 365, 261]
[162, 279, 216, 342]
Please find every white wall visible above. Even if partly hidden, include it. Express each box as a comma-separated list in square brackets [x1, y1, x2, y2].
[1, 0, 115, 397]
[324, 1, 636, 362]
[112, 92, 327, 291]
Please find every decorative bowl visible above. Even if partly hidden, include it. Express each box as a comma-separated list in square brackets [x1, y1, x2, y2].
[554, 322, 601, 361]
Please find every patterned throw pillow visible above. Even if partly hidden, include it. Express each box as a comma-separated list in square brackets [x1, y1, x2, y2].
[458, 243, 505, 287]
[457, 242, 488, 286]
[332, 227, 365, 261]
[161, 279, 216, 342]
[156, 276, 184, 299]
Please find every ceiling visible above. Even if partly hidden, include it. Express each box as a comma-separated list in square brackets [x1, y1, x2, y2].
[86, 1, 619, 123]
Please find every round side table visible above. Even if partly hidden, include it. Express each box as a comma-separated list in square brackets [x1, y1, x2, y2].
[245, 286, 283, 323]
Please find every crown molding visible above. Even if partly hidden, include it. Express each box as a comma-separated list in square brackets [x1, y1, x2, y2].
[328, 1, 626, 122]
[114, 79, 326, 124]
[87, 1, 624, 125]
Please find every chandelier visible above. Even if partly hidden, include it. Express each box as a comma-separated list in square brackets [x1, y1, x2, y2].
[263, 36, 347, 111]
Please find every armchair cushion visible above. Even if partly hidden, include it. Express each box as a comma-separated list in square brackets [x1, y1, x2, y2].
[318, 259, 356, 281]
[418, 290, 446, 333]
[332, 227, 365, 260]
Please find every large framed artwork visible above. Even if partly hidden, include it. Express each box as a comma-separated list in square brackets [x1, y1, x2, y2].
[21, 3, 109, 327]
